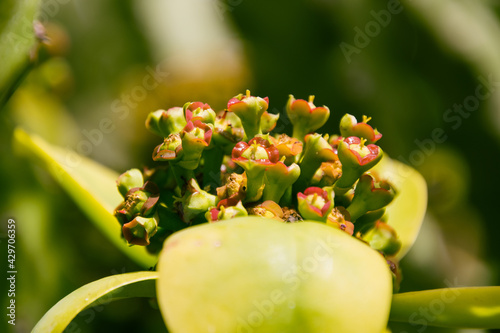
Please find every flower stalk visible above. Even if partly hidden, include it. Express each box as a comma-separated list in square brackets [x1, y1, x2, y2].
[262, 161, 300, 203]
[294, 133, 337, 193]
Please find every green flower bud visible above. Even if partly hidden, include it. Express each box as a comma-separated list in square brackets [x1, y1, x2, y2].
[152, 133, 183, 162]
[335, 136, 383, 192]
[340, 114, 382, 144]
[346, 174, 396, 221]
[122, 215, 158, 246]
[177, 120, 213, 170]
[114, 181, 160, 225]
[362, 221, 401, 256]
[286, 94, 330, 141]
[212, 111, 245, 154]
[207, 201, 248, 222]
[184, 102, 216, 124]
[145, 107, 187, 137]
[232, 137, 280, 202]
[260, 111, 279, 134]
[116, 168, 144, 198]
[328, 134, 343, 151]
[297, 187, 333, 222]
[227, 90, 269, 139]
[263, 162, 300, 203]
[269, 134, 303, 165]
[178, 178, 218, 223]
[311, 161, 342, 187]
[216, 173, 247, 208]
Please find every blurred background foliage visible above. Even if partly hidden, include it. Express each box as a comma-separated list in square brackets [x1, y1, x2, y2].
[2, 0, 500, 332]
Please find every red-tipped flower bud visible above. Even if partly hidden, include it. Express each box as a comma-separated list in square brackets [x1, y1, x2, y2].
[346, 174, 396, 221]
[297, 187, 333, 222]
[232, 137, 280, 202]
[286, 94, 330, 141]
[146, 107, 187, 137]
[184, 102, 216, 124]
[227, 90, 269, 139]
[340, 114, 382, 144]
[335, 136, 383, 191]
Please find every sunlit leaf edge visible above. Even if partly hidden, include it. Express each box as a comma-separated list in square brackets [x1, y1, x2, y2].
[373, 155, 428, 260]
[13, 128, 158, 267]
[0, 0, 40, 105]
[31, 271, 159, 333]
[389, 287, 500, 328]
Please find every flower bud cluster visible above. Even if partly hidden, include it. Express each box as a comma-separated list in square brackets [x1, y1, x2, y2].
[114, 91, 399, 258]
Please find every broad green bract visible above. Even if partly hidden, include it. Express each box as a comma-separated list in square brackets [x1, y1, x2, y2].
[158, 217, 392, 333]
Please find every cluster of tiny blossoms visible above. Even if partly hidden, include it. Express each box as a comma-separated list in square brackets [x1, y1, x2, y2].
[114, 90, 400, 259]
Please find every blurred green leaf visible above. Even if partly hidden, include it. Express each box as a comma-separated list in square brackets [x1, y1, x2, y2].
[13, 128, 158, 268]
[0, 0, 40, 106]
[31, 271, 159, 333]
[389, 287, 500, 328]
[373, 156, 428, 260]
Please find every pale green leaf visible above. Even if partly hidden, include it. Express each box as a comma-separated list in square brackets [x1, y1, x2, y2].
[31, 271, 159, 333]
[389, 287, 500, 328]
[373, 156, 428, 259]
[13, 128, 158, 267]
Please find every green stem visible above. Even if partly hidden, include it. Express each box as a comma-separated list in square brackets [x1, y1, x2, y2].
[0, 57, 35, 110]
[202, 146, 224, 191]
[389, 287, 500, 329]
[157, 202, 186, 231]
[242, 121, 262, 140]
[293, 160, 320, 194]
[293, 136, 329, 193]
[263, 182, 288, 203]
[279, 186, 293, 207]
[245, 168, 266, 202]
[354, 209, 385, 233]
[333, 183, 352, 197]
[346, 198, 367, 221]
[169, 163, 194, 192]
[334, 168, 361, 191]
[292, 126, 307, 144]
